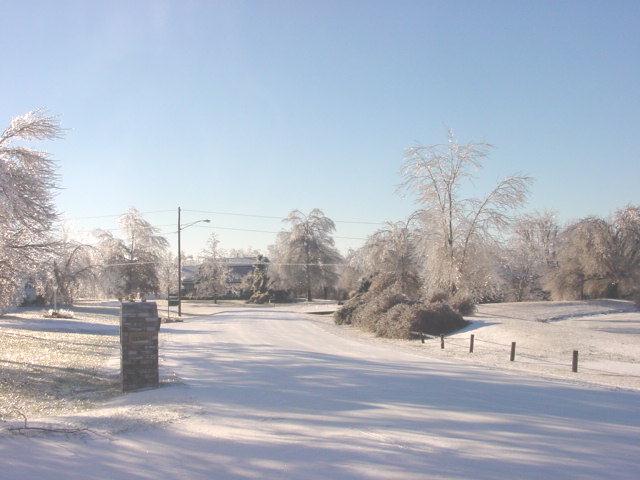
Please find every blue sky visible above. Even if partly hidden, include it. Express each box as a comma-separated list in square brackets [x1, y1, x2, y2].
[1, 0, 638, 254]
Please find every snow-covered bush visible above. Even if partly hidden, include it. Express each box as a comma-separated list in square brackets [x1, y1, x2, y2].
[410, 303, 467, 336]
[334, 272, 468, 338]
[450, 293, 476, 316]
[44, 309, 74, 319]
[375, 303, 415, 338]
[426, 289, 476, 315]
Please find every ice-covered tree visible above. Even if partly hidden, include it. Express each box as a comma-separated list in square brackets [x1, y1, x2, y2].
[246, 254, 271, 303]
[501, 211, 559, 301]
[610, 205, 640, 295]
[547, 206, 640, 300]
[94, 208, 168, 299]
[194, 234, 228, 299]
[401, 130, 532, 298]
[272, 209, 342, 301]
[0, 110, 62, 310]
[362, 219, 422, 298]
[157, 250, 178, 298]
[39, 239, 97, 306]
[337, 248, 369, 296]
[227, 247, 260, 258]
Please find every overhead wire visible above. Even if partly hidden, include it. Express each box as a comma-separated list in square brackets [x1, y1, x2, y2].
[192, 224, 367, 240]
[62, 209, 175, 220]
[182, 208, 387, 226]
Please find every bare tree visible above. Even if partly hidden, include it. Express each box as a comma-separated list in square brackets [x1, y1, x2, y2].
[0, 111, 62, 310]
[272, 209, 342, 301]
[401, 129, 532, 297]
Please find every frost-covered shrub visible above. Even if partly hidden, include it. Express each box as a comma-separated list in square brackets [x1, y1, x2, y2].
[334, 271, 469, 338]
[44, 309, 74, 319]
[450, 293, 476, 316]
[249, 292, 270, 304]
[429, 290, 449, 303]
[350, 291, 410, 332]
[411, 303, 467, 336]
[270, 289, 293, 303]
[374, 302, 467, 339]
[334, 296, 364, 325]
[376, 303, 415, 338]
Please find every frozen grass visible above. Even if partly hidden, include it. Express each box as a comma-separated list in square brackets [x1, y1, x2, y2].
[0, 303, 121, 420]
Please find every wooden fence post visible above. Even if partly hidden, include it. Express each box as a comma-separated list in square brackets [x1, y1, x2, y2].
[510, 342, 516, 362]
[440, 335, 445, 349]
[572, 350, 578, 373]
[469, 334, 474, 353]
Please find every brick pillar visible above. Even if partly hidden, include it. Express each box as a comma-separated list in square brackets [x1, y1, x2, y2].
[120, 302, 160, 392]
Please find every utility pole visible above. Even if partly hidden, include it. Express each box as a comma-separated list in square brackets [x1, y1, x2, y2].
[176, 209, 209, 318]
[177, 206, 182, 316]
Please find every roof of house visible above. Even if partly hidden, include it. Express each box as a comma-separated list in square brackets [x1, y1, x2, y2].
[181, 257, 257, 283]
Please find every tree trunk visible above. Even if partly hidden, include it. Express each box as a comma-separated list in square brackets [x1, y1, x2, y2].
[305, 237, 312, 302]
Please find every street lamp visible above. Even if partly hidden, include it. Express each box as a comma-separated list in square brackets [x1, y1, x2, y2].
[177, 206, 210, 316]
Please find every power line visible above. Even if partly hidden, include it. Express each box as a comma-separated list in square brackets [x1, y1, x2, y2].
[101, 260, 347, 267]
[62, 209, 175, 221]
[68, 223, 176, 234]
[193, 224, 366, 240]
[182, 208, 386, 226]
[60, 221, 366, 241]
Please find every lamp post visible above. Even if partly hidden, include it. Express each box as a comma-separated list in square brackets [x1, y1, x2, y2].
[177, 207, 210, 316]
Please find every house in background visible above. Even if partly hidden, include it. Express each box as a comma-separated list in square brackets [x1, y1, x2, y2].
[222, 257, 256, 288]
[181, 257, 256, 298]
[180, 264, 199, 297]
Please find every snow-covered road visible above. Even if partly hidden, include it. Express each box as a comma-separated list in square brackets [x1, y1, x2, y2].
[3, 309, 640, 479]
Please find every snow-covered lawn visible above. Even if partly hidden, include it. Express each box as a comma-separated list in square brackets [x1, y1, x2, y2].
[2, 300, 640, 479]
[0, 302, 121, 420]
[437, 300, 640, 390]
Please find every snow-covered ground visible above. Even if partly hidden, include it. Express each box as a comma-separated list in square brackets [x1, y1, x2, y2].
[448, 300, 640, 390]
[2, 301, 640, 479]
[178, 299, 640, 390]
[0, 302, 121, 419]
